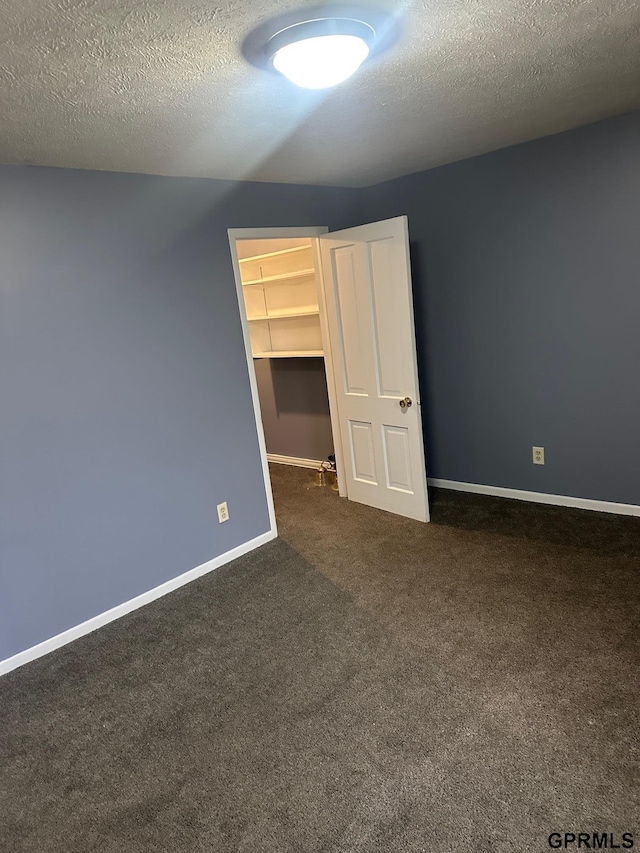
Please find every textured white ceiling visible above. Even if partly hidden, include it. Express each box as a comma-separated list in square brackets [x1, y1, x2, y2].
[1, 0, 639, 187]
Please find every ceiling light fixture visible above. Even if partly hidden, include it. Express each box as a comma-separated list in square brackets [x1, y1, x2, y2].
[243, 6, 399, 90]
[269, 20, 373, 89]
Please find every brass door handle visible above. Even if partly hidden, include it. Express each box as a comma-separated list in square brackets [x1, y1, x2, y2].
[399, 397, 412, 409]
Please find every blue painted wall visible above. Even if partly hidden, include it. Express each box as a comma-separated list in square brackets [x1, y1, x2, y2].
[255, 358, 334, 462]
[0, 165, 360, 661]
[363, 111, 640, 505]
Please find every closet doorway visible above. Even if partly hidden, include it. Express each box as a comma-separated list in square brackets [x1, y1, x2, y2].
[228, 218, 430, 534]
[228, 227, 342, 535]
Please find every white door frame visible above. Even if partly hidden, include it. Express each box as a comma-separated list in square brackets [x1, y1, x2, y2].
[227, 226, 347, 536]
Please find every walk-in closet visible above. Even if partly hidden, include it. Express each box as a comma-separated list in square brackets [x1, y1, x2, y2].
[235, 237, 335, 468]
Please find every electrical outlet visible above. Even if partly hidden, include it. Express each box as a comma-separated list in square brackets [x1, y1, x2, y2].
[532, 446, 545, 465]
[217, 501, 229, 523]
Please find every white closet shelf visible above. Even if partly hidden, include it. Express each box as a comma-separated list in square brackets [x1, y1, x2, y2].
[242, 269, 316, 286]
[253, 350, 324, 359]
[247, 309, 320, 322]
[238, 245, 311, 264]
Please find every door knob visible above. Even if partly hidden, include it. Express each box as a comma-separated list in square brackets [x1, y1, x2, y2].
[399, 396, 412, 409]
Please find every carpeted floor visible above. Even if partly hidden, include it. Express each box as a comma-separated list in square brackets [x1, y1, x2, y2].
[2, 465, 639, 852]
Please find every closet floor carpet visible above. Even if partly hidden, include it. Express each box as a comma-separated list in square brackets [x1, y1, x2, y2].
[2, 464, 639, 852]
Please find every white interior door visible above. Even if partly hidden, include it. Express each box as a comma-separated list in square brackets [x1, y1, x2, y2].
[319, 216, 429, 522]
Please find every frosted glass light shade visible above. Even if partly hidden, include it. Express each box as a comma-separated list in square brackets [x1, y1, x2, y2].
[272, 34, 370, 89]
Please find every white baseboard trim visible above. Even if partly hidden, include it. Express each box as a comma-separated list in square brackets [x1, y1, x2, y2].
[0, 529, 276, 678]
[428, 478, 640, 517]
[267, 453, 323, 469]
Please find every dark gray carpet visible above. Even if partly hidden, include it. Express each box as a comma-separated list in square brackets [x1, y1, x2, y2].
[2, 465, 639, 852]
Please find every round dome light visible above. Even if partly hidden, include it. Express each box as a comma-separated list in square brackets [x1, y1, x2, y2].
[242, 7, 399, 91]
[271, 33, 370, 89]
